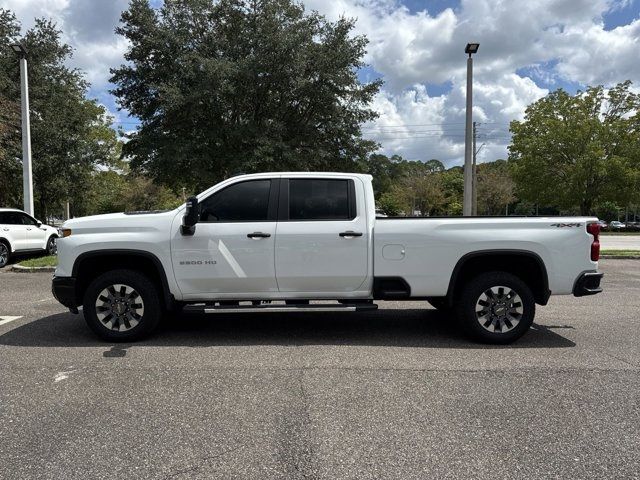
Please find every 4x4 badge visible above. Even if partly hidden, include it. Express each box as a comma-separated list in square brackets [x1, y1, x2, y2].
[550, 223, 582, 228]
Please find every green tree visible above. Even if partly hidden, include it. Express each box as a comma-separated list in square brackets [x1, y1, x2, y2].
[0, 95, 21, 208]
[477, 159, 515, 215]
[595, 201, 621, 223]
[390, 173, 447, 216]
[82, 170, 129, 216]
[377, 191, 403, 216]
[121, 175, 182, 211]
[509, 81, 640, 215]
[83, 170, 182, 215]
[111, 0, 382, 192]
[360, 153, 407, 196]
[424, 159, 445, 172]
[440, 166, 463, 215]
[0, 10, 23, 208]
[0, 10, 121, 218]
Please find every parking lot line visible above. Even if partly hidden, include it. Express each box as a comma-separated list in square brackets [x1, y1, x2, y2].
[0, 316, 23, 326]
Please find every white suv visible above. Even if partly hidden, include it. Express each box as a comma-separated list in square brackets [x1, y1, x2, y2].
[0, 208, 59, 267]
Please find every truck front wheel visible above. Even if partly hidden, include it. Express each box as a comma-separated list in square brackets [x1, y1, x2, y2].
[83, 269, 162, 341]
[455, 271, 535, 344]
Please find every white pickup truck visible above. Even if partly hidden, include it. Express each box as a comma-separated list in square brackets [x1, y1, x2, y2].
[52, 172, 603, 344]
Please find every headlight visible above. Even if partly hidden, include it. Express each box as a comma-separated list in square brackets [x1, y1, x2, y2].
[58, 228, 72, 238]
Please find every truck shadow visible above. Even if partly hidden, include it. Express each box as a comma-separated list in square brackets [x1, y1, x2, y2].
[0, 309, 575, 349]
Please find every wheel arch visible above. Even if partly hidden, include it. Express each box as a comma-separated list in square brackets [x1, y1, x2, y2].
[446, 250, 550, 306]
[0, 237, 11, 252]
[72, 249, 174, 309]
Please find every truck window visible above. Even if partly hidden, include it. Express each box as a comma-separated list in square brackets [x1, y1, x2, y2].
[200, 179, 271, 222]
[289, 179, 353, 220]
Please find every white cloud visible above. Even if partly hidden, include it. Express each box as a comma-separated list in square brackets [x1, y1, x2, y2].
[304, 0, 640, 165]
[3, 0, 639, 166]
[1, 0, 128, 90]
[0, 0, 69, 29]
[363, 74, 548, 165]
[69, 35, 128, 89]
[554, 19, 640, 86]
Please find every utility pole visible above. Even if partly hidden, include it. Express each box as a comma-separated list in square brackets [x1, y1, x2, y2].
[463, 43, 479, 216]
[10, 43, 34, 216]
[472, 121, 477, 216]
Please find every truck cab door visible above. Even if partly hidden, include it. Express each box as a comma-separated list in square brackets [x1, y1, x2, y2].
[275, 177, 369, 293]
[171, 178, 279, 299]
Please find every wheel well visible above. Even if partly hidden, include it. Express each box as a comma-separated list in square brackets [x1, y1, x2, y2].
[73, 251, 172, 309]
[447, 251, 550, 305]
[0, 237, 10, 252]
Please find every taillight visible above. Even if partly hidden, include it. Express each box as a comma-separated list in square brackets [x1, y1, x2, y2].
[587, 223, 600, 261]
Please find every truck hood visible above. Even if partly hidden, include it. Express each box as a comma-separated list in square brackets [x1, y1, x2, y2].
[62, 210, 178, 233]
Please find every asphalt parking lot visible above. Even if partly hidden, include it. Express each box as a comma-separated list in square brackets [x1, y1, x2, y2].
[0, 260, 639, 479]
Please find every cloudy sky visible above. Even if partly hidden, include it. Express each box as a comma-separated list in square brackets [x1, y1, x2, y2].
[2, 0, 639, 166]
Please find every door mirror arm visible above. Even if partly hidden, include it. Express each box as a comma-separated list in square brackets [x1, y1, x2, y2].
[181, 196, 199, 236]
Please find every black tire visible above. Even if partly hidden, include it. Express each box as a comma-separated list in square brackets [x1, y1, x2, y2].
[46, 236, 57, 256]
[427, 297, 450, 311]
[83, 269, 162, 342]
[454, 271, 535, 344]
[0, 241, 9, 268]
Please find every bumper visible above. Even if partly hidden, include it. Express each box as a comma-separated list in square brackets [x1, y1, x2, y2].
[52, 276, 78, 309]
[573, 271, 603, 297]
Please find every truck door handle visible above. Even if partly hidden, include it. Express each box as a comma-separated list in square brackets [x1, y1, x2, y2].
[247, 232, 271, 239]
[339, 231, 363, 238]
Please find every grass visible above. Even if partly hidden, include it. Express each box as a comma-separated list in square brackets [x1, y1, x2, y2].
[600, 249, 640, 257]
[17, 255, 58, 267]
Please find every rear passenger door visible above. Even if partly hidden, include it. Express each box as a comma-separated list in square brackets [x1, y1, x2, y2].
[0, 212, 28, 251]
[275, 177, 369, 293]
[20, 213, 47, 250]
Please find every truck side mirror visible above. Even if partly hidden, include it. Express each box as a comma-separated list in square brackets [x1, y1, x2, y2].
[181, 196, 199, 236]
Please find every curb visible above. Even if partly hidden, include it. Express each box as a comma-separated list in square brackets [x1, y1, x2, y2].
[600, 255, 640, 260]
[10, 264, 56, 273]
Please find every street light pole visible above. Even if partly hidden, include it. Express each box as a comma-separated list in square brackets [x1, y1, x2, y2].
[472, 121, 477, 216]
[463, 43, 479, 216]
[10, 43, 34, 216]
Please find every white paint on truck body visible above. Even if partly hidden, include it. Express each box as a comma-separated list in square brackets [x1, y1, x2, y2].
[56, 172, 598, 302]
[374, 216, 596, 296]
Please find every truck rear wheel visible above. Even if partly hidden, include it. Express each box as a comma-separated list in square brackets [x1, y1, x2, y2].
[83, 269, 162, 342]
[455, 271, 535, 344]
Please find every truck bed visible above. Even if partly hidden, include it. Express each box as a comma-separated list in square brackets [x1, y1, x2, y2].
[373, 216, 597, 297]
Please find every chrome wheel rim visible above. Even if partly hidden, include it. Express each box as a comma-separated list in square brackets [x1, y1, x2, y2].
[47, 237, 57, 255]
[0, 244, 7, 266]
[95, 284, 144, 332]
[475, 286, 523, 333]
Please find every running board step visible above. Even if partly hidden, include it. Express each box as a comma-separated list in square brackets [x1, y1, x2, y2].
[184, 303, 378, 314]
